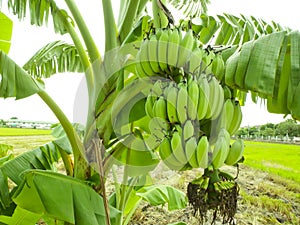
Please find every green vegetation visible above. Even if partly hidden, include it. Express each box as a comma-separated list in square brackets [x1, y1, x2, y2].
[237, 119, 300, 140]
[243, 141, 300, 183]
[0, 127, 52, 136]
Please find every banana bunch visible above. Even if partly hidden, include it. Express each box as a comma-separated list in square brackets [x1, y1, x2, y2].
[145, 75, 225, 125]
[135, 28, 198, 78]
[158, 120, 211, 170]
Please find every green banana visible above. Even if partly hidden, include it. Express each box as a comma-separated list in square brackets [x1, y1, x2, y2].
[211, 128, 230, 169]
[228, 100, 243, 135]
[140, 39, 155, 76]
[183, 120, 194, 141]
[152, 0, 169, 29]
[185, 136, 198, 168]
[148, 35, 161, 74]
[197, 76, 210, 120]
[167, 29, 181, 68]
[196, 135, 210, 169]
[218, 128, 231, 143]
[187, 78, 199, 120]
[145, 93, 157, 118]
[188, 47, 204, 76]
[177, 30, 195, 68]
[151, 79, 164, 96]
[210, 76, 225, 120]
[165, 84, 180, 123]
[135, 51, 148, 78]
[158, 30, 169, 72]
[204, 76, 216, 119]
[153, 96, 168, 120]
[225, 139, 244, 166]
[217, 99, 235, 131]
[159, 137, 184, 170]
[223, 85, 232, 100]
[148, 117, 168, 140]
[212, 53, 225, 81]
[171, 131, 188, 165]
[176, 83, 188, 124]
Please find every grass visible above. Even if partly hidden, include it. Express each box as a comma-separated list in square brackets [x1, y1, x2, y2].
[240, 189, 300, 224]
[0, 127, 52, 136]
[243, 141, 300, 183]
[0, 134, 54, 155]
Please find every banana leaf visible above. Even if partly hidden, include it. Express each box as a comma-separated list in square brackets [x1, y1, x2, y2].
[0, 141, 63, 185]
[190, 13, 289, 47]
[7, 0, 71, 34]
[0, 51, 43, 99]
[0, 170, 121, 225]
[0, 12, 13, 54]
[23, 41, 84, 78]
[137, 184, 187, 211]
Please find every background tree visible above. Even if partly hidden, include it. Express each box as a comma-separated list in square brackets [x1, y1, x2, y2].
[275, 119, 299, 138]
[260, 127, 275, 138]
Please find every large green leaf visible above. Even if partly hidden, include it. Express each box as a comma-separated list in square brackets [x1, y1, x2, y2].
[190, 13, 288, 47]
[0, 141, 62, 185]
[0, 207, 41, 225]
[225, 31, 287, 95]
[23, 41, 84, 78]
[224, 31, 300, 120]
[7, 0, 72, 34]
[0, 170, 121, 225]
[0, 12, 13, 54]
[0, 51, 43, 99]
[137, 185, 187, 211]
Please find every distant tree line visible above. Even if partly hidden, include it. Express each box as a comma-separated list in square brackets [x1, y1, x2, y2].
[236, 119, 300, 141]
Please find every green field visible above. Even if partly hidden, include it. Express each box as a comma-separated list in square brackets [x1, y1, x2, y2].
[243, 141, 300, 183]
[0, 127, 52, 136]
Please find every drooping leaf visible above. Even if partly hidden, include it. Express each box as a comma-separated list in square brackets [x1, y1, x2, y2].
[225, 31, 287, 96]
[0, 12, 13, 54]
[137, 185, 187, 211]
[23, 41, 84, 78]
[4, 170, 121, 225]
[0, 206, 41, 225]
[0, 141, 62, 185]
[170, 0, 211, 17]
[0, 51, 43, 99]
[7, 0, 72, 34]
[189, 13, 289, 48]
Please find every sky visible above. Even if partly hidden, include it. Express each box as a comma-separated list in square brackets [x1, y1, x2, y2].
[0, 0, 299, 127]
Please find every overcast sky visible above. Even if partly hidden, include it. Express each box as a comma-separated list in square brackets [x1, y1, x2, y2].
[0, 0, 299, 126]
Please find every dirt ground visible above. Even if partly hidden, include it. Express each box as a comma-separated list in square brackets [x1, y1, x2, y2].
[128, 164, 300, 225]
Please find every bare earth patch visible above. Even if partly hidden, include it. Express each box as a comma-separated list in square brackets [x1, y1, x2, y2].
[129, 164, 300, 225]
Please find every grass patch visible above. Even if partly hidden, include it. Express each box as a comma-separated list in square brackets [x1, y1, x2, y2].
[243, 141, 300, 183]
[0, 127, 51, 136]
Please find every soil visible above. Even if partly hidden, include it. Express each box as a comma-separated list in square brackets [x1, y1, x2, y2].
[128, 164, 300, 225]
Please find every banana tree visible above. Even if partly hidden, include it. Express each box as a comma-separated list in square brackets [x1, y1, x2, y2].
[0, 0, 300, 224]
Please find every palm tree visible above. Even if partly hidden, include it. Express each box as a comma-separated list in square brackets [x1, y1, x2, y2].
[0, 0, 299, 224]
